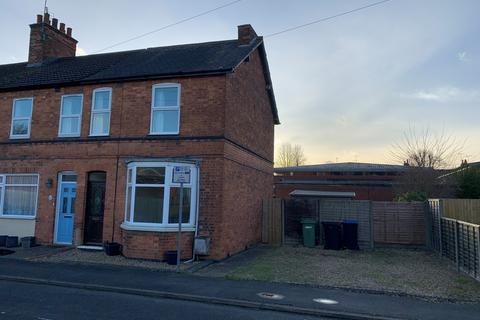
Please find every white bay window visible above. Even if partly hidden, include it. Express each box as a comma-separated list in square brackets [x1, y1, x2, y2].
[123, 162, 197, 231]
[0, 174, 39, 219]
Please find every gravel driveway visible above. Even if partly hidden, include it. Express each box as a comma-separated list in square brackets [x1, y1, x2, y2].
[226, 246, 480, 302]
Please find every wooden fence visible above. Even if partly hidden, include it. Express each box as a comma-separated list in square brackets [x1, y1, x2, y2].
[262, 198, 284, 246]
[429, 199, 480, 281]
[441, 199, 480, 224]
[372, 202, 426, 246]
[263, 198, 427, 249]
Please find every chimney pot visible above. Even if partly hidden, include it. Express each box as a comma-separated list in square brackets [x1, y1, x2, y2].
[36, 14, 43, 24]
[44, 12, 50, 24]
[237, 24, 258, 45]
[28, 13, 77, 64]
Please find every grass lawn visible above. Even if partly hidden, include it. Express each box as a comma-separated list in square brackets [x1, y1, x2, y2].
[226, 246, 480, 302]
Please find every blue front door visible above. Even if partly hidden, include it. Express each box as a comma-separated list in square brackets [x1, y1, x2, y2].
[56, 182, 76, 244]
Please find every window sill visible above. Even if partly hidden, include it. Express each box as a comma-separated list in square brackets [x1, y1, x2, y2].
[89, 134, 110, 138]
[9, 136, 30, 140]
[121, 223, 195, 233]
[148, 133, 179, 136]
[0, 215, 36, 220]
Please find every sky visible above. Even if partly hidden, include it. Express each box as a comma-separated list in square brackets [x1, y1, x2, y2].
[1, 0, 479, 166]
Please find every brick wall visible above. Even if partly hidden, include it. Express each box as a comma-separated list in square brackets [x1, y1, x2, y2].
[225, 49, 274, 162]
[0, 47, 276, 261]
[0, 76, 226, 142]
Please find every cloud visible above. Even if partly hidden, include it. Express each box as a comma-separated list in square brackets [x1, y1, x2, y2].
[76, 47, 87, 56]
[404, 86, 480, 103]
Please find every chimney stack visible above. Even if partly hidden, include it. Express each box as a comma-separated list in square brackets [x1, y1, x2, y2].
[28, 13, 78, 65]
[237, 24, 258, 45]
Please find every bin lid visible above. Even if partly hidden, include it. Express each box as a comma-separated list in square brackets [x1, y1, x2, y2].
[301, 218, 317, 224]
[343, 219, 358, 224]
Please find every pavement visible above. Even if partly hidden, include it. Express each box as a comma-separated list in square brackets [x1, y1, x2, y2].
[0, 258, 479, 320]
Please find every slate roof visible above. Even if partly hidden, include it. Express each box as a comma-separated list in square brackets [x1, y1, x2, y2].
[0, 37, 279, 123]
[275, 162, 409, 173]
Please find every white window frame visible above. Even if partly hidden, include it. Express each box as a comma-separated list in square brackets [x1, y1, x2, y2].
[122, 162, 197, 232]
[149, 83, 181, 135]
[10, 97, 34, 139]
[58, 94, 83, 137]
[0, 173, 39, 220]
[89, 88, 112, 137]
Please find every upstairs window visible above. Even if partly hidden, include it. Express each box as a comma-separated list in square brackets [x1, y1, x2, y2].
[150, 84, 180, 135]
[90, 88, 112, 136]
[10, 98, 33, 139]
[59, 95, 83, 137]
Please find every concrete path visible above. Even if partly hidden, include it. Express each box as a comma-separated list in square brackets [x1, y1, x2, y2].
[0, 259, 478, 320]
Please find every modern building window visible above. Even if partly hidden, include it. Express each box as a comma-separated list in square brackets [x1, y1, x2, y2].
[150, 84, 180, 135]
[10, 98, 33, 139]
[59, 95, 83, 137]
[0, 174, 39, 219]
[123, 162, 197, 230]
[90, 88, 112, 136]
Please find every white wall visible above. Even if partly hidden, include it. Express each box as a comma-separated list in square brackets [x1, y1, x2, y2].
[0, 218, 35, 238]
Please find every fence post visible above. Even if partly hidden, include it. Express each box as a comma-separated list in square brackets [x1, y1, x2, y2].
[477, 226, 480, 280]
[438, 200, 443, 256]
[281, 199, 285, 245]
[454, 220, 459, 271]
[424, 201, 433, 250]
[369, 201, 374, 250]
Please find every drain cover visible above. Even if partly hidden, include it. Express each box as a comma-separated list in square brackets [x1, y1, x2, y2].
[257, 292, 284, 300]
[313, 298, 339, 305]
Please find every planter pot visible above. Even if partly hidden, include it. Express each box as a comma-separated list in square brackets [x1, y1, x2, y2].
[104, 242, 121, 256]
[0, 235, 7, 247]
[21, 237, 36, 249]
[6, 236, 19, 248]
[164, 250, 177, 265]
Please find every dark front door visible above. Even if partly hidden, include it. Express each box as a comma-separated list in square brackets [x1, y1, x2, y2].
[84, 172, 106, 245]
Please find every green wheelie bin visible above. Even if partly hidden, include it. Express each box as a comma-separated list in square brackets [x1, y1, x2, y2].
[301, 218, 317, 248]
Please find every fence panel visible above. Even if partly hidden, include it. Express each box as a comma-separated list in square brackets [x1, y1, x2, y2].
[429, 200, 480, 281]
[441, 199, 480, 224]
[318, 200, 372, 249]
[262, 198, 284, 246]
[372, 202, 426, 246]
[429, 199, 442, 252]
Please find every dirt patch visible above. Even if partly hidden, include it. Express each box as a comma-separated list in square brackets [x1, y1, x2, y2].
[34, 249, 198, 272]
[226, 246, 480, 302]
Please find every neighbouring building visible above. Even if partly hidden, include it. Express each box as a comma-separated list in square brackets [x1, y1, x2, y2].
[0, 13, 279, 260]
[274, 162, 409, 201]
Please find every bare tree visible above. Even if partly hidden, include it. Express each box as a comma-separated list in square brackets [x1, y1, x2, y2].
[390, 126, 464, 169]
[390, 127, 465, 200]
[276, 143, 307, 167]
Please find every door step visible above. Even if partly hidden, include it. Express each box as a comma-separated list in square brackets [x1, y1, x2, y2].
[77, 245, 103, 251]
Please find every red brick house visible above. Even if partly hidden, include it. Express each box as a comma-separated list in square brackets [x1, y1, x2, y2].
[274, 162, 408, 201]
[0, 13, 279, 260]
